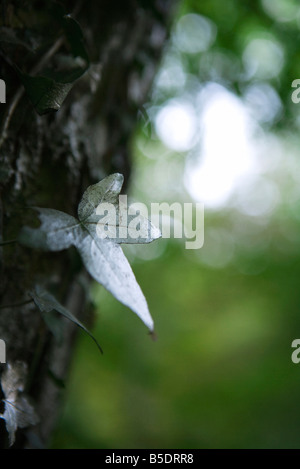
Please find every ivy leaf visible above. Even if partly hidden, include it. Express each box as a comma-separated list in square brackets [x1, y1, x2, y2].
[18, 208, 81, 251]
[30, 285, 103, 354]
[76, 234, 155, 330]
[0, 362, 39, 446]
[18, 15, 89, 115]
[78, 173, 161, 244]
[18, 174, 161, 332]
[6, 1, 90, 115]
[18, 72, 75, 115]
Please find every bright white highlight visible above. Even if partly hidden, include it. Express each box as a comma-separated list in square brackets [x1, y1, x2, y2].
[174, 13, 217, 54]
[243, 38, 284, 80]
[155, 100, 197, 152]
[185, 84, 258, 209]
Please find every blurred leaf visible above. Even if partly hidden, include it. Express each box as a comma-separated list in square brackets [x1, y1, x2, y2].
[2, 1, 89, 114]
[59, 13, 89, 64]
[0, 362, 39, 446]
[41, 309, 64, 344]
[17, 12, 89, 115]
[30, 285, 103, 354]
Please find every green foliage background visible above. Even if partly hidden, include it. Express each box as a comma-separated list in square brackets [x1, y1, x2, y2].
[51, 0, 300, 448]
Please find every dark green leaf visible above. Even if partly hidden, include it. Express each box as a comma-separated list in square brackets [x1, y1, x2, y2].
[30, 286, 103, 354]
[18, 72, 73, 114]
[7, 1, 90, 114]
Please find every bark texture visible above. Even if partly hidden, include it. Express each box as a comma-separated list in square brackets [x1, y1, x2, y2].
[0, 0, 174, 448]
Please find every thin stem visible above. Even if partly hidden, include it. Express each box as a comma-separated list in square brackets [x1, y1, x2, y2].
[0, 239, 17, 246]
[0, 298, 33, 309]
[0, 86, 24, 149]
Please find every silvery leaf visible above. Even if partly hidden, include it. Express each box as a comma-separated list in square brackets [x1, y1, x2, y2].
[18, 208, 80, 251]
[18, 174, 160, 331]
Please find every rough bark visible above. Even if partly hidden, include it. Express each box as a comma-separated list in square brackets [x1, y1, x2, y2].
[0, 0, 174, 448]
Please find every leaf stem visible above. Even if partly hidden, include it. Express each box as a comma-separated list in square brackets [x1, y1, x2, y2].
[0, 299, 34, 309]
[0, 239, 17, 246]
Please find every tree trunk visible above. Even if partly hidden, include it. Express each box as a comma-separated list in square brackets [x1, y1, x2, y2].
[0, 0, 174, 448]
